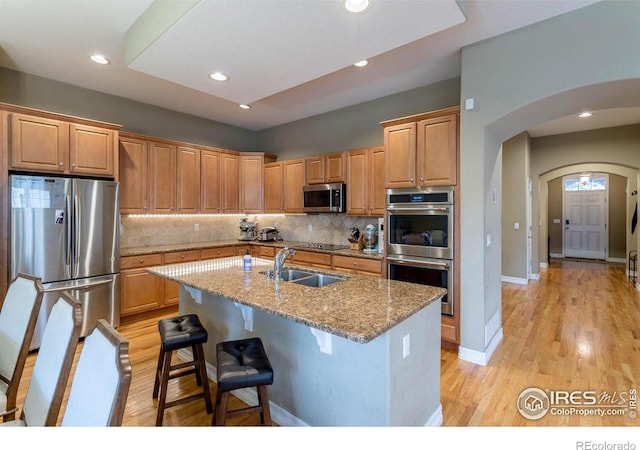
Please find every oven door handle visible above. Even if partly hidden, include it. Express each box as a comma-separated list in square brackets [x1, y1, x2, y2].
[387, 256, 451, 270]
[386, 206, 450, 213]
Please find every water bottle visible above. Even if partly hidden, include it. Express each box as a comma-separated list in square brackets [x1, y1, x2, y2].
[243, 248, 252, 272]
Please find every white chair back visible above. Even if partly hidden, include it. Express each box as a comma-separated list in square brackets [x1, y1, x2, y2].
[20, 293, 82, 426]
[61, 319, 131, 426]
[0, 274, 44, 421]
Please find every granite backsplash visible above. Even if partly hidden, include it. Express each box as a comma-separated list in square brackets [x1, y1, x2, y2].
[120, 214, 381, 249]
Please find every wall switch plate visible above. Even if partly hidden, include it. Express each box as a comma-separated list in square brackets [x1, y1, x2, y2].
[194, 223, 199, 232]
[514, 222, 520, 230]
[486, 233, 492, 247]
[402, 334, 410, 358]
[308, 224, 313, 232]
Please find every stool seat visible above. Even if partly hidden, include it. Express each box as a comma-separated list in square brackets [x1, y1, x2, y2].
[217, 338, 274, 392]
[153, 314, 212, 426]
[159, 314, 208, 351]
[213, 337, 274, 426]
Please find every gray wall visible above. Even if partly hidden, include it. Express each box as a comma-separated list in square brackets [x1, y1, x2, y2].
[256, 78, 460, 159]
[459, 0, 640, 357]
[501, 132, 530, 280]
[0, 67, 256, 152]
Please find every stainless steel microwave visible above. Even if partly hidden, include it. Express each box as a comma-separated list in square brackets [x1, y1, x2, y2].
[303, 183, 346, 213]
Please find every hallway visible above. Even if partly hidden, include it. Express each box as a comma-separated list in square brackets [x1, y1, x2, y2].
[441, 258, 639, 426]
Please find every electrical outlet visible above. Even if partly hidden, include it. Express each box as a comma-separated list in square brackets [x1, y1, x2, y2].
[308, 224, 313, 232]
[194, 223, 199, 232]
[402, 334, 410, 358]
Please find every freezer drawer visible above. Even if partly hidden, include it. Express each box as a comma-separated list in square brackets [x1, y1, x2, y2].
[32, 274, 120, 350]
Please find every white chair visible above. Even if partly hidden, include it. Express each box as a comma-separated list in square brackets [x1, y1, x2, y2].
[61, 319, 132, 426]
[0, 274, 45, 422]
[0, 292, 82, 426]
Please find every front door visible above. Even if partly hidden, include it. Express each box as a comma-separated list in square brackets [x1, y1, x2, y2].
[563, 173, 607, 260]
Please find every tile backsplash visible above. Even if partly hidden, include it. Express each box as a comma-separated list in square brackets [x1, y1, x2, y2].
[120, 214, 381, 248]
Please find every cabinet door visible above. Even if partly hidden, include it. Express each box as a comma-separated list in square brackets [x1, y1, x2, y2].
[120, 268, 164, 315]
[119, 137, 148, 214]
[149, 142, 176, 213]
[240, 154, 264, 213]
[163, 250, 199, 305]
[291, 250, 331, 269]
[264, 162, 283, 213]
[417, 114, 457, 186]
[200, 246, 236, 259]
[201, 149, 221, 213]
[221, 153, 239, 213]
[384, 122, 416, 188]
[346, 149, 368, 215]
[305, 156, 324, 184]
[332, 255, 382, 277]
[284, 159, 305, 213]
[69, 124, 115, 176]
[9, 113, 68, 173]
[369, 146, 386, 216]
[176, 146, 201, 213]
[326, 152, 346, 183]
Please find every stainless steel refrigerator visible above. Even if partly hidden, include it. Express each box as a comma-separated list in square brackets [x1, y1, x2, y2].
[10, 174, 120, 350]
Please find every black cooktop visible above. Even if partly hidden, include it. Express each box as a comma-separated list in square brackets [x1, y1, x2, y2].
[305, 243, 349, 251]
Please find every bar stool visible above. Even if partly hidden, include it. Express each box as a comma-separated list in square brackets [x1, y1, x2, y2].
[213, 337, 274, 426]
[153, 314, 213, 426]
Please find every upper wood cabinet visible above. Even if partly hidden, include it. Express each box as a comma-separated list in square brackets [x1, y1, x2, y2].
[382, 106, 459, 188]
[176, 146, 200, 213]
[119, 136, 149, 214]
[240, 153, 276, 214]
[201, 149, 222, 213]
[305, 152, 346, 184]
[149, 142, 177, 214]
[8, 111, 118, 177]
[346, 146, 385, 216]
[283, 159, 306, 213]
[264, 161, 284, 213]
[221, 152, 239, 213]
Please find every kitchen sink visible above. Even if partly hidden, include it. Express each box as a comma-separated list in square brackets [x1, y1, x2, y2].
[260, 269, 347, 287]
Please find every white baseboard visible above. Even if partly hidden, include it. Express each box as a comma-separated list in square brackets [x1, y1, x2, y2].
[607, 257, 626, 264]
[539, 262, 548, 270]
[501, 275, 528, 285]
[424, 404, 443, 426]
[529, 272, 540, 280]
[550, 252, 564, 258]
[459, 327, 503, 366]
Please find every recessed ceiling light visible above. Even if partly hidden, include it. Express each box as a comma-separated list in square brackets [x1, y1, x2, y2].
[578, 111, 593, 118]
[354, 60, 368, 67]
[344, 0, 371, 13]
[239, 104, 251, 110]
[90, 54, 110, 65]
[209, 72, 229, 82]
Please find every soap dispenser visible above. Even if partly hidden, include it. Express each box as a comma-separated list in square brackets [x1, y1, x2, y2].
[243, 248, 252, 272]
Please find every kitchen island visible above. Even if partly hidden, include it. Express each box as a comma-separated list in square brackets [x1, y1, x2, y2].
[147, 255, 445, 426]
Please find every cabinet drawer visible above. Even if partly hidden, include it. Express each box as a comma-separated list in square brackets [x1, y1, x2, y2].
[120, 253, 163, 270]
[200, 246, 236, 259]
[258, 246, 276, 258]
[164, 250, 200, 264]
[292, 250, 332, 267]
[333, 255, 382, 274]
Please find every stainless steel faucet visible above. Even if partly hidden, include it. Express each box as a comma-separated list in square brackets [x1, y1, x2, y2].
[274, 247, 297, 280]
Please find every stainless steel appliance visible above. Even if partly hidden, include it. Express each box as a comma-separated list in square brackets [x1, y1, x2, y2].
[257, 227, 280, 241]
[387, 255, 454, 316]
[303, 183, 346, 213]
[386, 187, 453, 260]
[238, 218, 257, 241]
[10, 174, 120, 350]
[386, 186, 454, 315]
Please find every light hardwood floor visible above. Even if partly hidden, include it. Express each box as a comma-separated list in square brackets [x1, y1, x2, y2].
[13, 258, 640, 426]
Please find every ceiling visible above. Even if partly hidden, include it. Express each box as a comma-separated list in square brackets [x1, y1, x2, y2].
[1, 0, 637, 134]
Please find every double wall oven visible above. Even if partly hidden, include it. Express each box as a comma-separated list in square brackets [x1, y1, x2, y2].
[386, 186, 454, 316]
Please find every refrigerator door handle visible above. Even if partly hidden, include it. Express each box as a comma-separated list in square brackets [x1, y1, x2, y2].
[43, 278, 112, 293]
[65, 194, 72, 267]
[73, 194, 80, 277]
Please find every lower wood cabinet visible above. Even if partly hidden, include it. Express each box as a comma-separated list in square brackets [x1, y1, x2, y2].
[162, 250, 200, 306]
[120, 254, 164, 316]
[332, 255, 382, 277]
[291, 250, 332, 269]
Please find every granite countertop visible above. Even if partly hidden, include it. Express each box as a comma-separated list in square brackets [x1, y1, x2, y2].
[122, 240, 384, 260]
[146, 256, 445, 344]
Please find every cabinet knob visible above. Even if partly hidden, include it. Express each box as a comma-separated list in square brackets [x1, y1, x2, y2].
[139, 259, 144, 264]
[181, 255, 185, 259]
[420, 177, 424, 182]
[58, 162, 64, 167]
[410, 178, 414, 182]
[72, 163, 77, 168]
